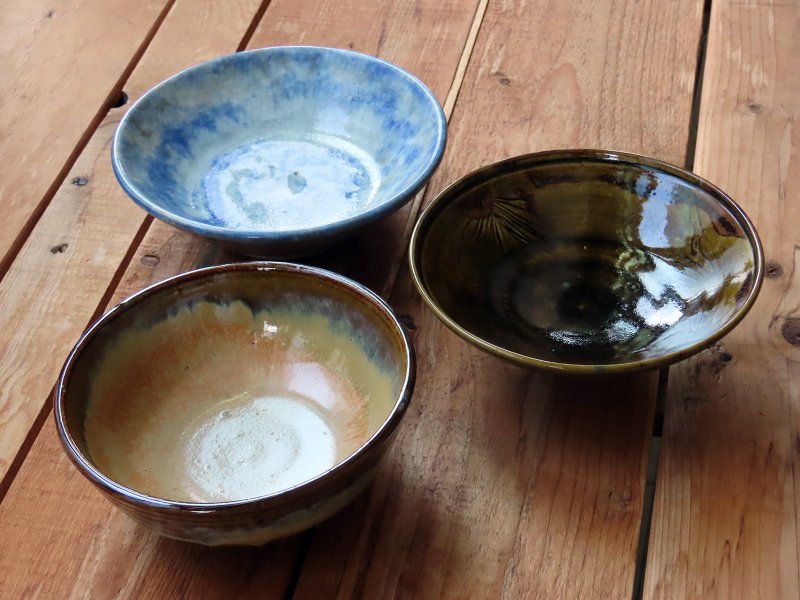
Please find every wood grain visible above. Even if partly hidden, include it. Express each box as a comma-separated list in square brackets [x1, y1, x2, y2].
[0, 0, 266, 484]
[0, 0, 481, 597]
[53, 0, 708, 597]
[644, 0, 800, 598]
[289, 0, 706, 598]
[0, 0, 172, 269]
[0, 1, 274, 596]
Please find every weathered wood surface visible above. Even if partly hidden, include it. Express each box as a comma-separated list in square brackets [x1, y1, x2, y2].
[31, 0, 705, 598]
[293, 0, 705, 596]
[0, 0, 267, 487]
[0, 4, 279, 598]
[1, 0, 797, 597]
[644, 0, 800, 598]
[0, 0, 172, 269]
[0, 0, 481, 597]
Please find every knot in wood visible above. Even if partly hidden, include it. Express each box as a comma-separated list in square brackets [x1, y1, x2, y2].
[766, 262, 783, 278]
[399, 313, 417, 330]
[781, 318, 800, 346]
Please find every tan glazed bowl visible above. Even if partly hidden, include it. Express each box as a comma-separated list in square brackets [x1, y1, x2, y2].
[55, 262, 415, 545]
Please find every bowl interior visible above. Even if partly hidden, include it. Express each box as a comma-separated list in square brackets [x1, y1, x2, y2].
[62, 266, 411, 503]
[113, 47, 445, 235]
[412, 153, 762, 370]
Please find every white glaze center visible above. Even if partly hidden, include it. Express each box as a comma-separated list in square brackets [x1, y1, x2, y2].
[184, 393, 336, 502]
[198, 133, 382, 230]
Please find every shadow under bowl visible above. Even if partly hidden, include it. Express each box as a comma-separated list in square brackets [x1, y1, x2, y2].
[410, 150, 764, 374]
[112, 46, 447, 258]
[55, 262, 415, 545]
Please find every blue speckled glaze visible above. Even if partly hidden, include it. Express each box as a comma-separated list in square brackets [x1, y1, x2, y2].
[112, 47, 447, 257]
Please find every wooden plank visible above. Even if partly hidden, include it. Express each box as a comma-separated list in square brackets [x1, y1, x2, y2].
[288, 0, 706, 598]
[644, 0, 800, 598]
[0, 0, 172, 269]
[0, 0, 267, 484]
[250, 0, 474, 101]
[0, 2, 273, 596]
[0, 0, 481, 597]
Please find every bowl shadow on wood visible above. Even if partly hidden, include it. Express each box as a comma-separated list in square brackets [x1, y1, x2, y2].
[305, 216, 403, 291]
[138, 531, 305, 595]
[480, 361, 657, 542]
[138, 481, 445, 596]
[285, 360, 660, 588]
[159, 210, 402, 295]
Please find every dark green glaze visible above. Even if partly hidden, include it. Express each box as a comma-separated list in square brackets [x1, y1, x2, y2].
[410, 150, 764, 373]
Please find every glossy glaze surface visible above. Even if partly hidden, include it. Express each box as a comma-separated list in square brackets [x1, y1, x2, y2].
[112, 47, 446, 258]
[85, 300, 395, 502]
[410, 151, 763, 373]
[55, 262, 415, 544]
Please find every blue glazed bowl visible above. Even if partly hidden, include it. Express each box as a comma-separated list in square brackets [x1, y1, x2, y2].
[112, 47, 447, 258]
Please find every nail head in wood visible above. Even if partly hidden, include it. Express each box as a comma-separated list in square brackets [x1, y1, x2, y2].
[140, 254, 160, 267]
[112, 91, 129, 109]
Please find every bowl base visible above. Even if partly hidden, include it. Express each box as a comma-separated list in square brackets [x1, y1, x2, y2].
[196, 133, 382, 231]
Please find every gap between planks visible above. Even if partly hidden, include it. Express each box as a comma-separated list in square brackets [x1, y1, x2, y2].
[683, 0, 714, 172]
[281, 530, 314, 600]
[630, 1, 713, 595]
[631, 368, 668, 600]
[380, 0, 489, 300]
[0, 217, 154, 501]
[0, 0, 178, 281]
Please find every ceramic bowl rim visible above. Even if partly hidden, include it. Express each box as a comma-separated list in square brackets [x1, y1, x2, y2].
[111, 45, 447, 243]
[54, 261, 415, 511]
[409, 148, 765, 374]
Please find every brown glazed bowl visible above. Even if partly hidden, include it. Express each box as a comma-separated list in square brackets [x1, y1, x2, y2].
[410, 150, 763, 374]
[55, 262, 414, 545]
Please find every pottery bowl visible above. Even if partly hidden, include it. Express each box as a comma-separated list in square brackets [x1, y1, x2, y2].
[410, 150, 763, 374]
[112, 46, 446, 258]
[55, 262, 414, 545]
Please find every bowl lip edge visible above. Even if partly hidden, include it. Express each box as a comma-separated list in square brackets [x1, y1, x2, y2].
[408, 148, 766, 374]
[54, 260, 416, 511]
[110, 45, 447, 244]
